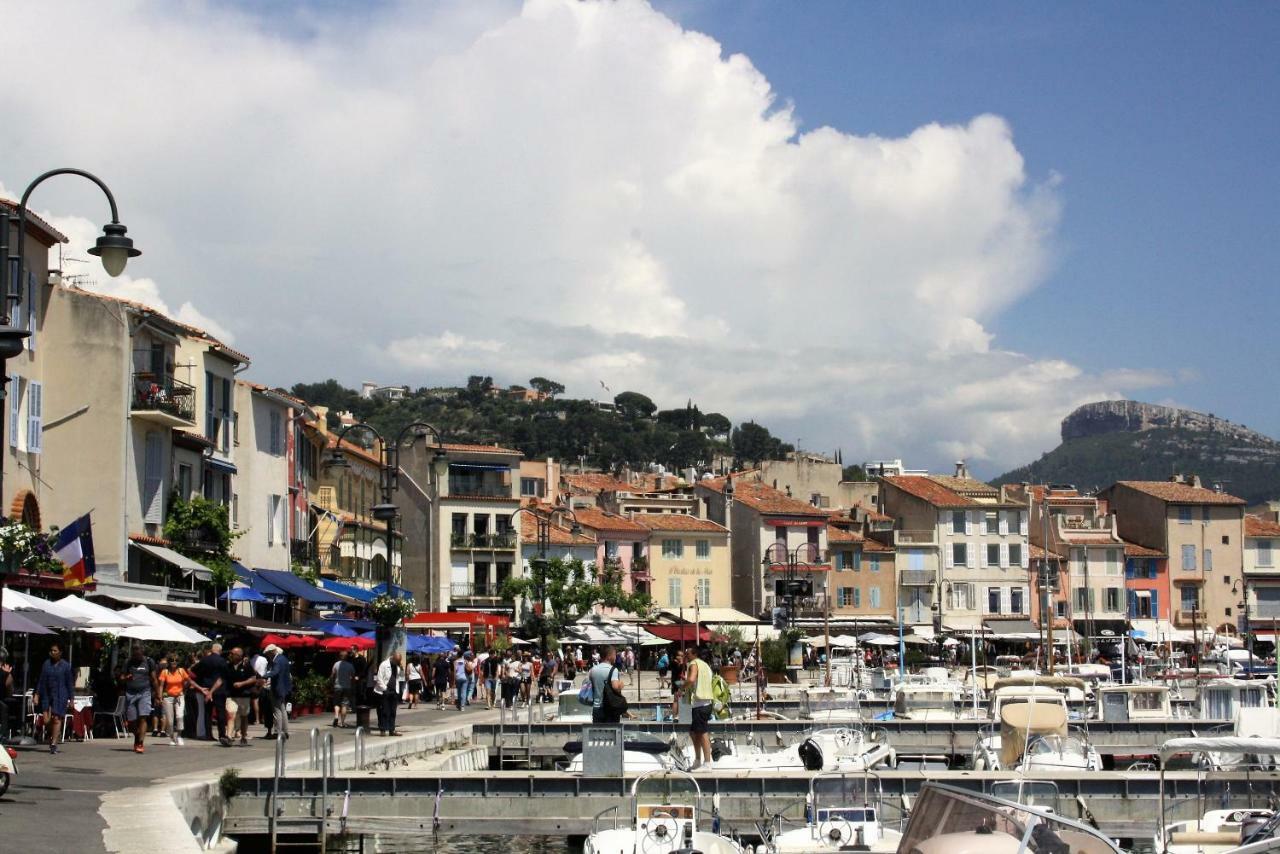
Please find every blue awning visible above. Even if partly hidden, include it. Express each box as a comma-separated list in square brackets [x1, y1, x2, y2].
[303, 616, 376, 633]
[255, 568, 345, 605]
[372, 582, 413, 600]
[320, 578, 376, 604]
[220, 587, 269, 603]
[233, 562, 288, 601]
[206, 457, 238, 474]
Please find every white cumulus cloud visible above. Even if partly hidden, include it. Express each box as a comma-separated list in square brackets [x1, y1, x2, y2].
[0, 0, 1165, 473]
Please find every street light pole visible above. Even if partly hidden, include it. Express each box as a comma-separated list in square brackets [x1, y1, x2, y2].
[0, 168, 141, 652]
[510, 503, 581, 653]
[1233, 578, 1254, 675]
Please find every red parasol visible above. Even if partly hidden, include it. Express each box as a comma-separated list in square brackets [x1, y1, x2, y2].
[261, 633, 319, 650]
[318, 635, 374, 652]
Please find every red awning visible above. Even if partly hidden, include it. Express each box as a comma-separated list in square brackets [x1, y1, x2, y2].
[766, 564, 831, 572]
[763, 518, 825, 527]
[642, 624, 717, 643]
[405, 611, 510, 630]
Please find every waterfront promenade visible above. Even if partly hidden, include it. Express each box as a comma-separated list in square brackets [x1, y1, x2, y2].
[1, 700, 499, 854]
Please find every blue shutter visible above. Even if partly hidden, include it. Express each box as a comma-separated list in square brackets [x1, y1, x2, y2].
[26, 270, 35, 352]
[1151, 589, 1159, 619]
[1127, 590, 1137, 618]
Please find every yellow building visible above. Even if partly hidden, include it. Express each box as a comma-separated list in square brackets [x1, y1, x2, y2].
[633, 514, 731, 609]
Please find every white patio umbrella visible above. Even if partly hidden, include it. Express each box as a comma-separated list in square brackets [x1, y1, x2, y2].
[118, 605, 210, 644]
[3, 588, 94, 626]
[54, 595, 141, 628]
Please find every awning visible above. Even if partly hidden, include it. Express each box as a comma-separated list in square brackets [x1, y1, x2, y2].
[205, 457, 238, 474]
[1, 608, 55, 635]
[255, 568, 346, 605]
[372, 582, 413, 600]
[657, 607, 757, 624]
[447, 462, 509, 471]
[405, 611, 510, 630]
[763, 518, 825, 527]
[234, 563, 288, 601]
[119, 605, 211, 643]
[131, 542, 213, 581]
[984, 618, 1038, 637]
[640, 624, 716, 644]
[143, 602, 322, 636]
[707, 622, 780, 642]
[319, 578, 375, 603]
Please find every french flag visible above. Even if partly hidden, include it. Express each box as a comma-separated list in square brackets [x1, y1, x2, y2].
[54, 514, 96, 588]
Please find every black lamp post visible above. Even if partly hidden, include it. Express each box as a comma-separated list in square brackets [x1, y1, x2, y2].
[510, 503, 581, 652]
[326, 420, 445, 590]
[1232, 578, 1255, 675]
[763, 541, 821, 632]
[0, 168, 140, 652]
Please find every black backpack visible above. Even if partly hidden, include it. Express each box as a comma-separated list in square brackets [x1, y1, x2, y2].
[602, 666, 629, 716]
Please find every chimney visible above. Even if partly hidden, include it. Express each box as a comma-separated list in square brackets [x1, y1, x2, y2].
[955, 460, 969, 480]
[312, 406, 330, 434]
[546, 457, 555, 502]
[1190, 474, 1202, 489]
[1170, 474, 1185, 484]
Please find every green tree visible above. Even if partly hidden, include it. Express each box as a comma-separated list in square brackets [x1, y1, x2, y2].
[164, 497, 240, 608]
[842, 464, 867, 481]
[500, 557, 653, 643]
[614, 391, 657, 420]
[732, 421, 789, 466]
[702, 412, 732, 437]
[529, 377, 565, 398]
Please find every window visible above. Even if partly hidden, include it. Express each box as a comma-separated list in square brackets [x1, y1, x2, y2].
[985, 512, 999, 535]
[520, 477, 544, 498]
[1257, 587, 1280, 619]
[696, 539, 711, 560]
[1106, 548, 1120, 574]
[142, 431, 163, 525]
[907, 550, 925, 571]
[667, 577, 682, 607]
[1056, 600, 1067, 618]
[869, 555, 880, 573]
[205, 371, 217, 441]
[1074, 587, 1095, 611]
[774, 525, 787, 543]
[268, 410, 284, 455]
[835, 551, 850, 571]
[177, 464, 193, 499]
[1202, 506, 1211, 523]
[1010, 587, 1024, 613]
[662, 539, 683, 559]
[605, 540, 620, 558]
[1260, 540, 1274, 567]
[1179, 506, 1193, 525]
[1009, 543, 1023, 568]
[951, 511, 965, 534]
[232, 493, 239, 528]
[869, 588, 881, 608]
[807, 526, 819, 545]
[25, 380, 41, 452]
[952, 543, 967, 567]
[1204, 548, 1213, 572]
[950, 582, 973, 610]
[988, 587, 1001, 614]
[1223, 574, 1232, 585]
[852, 588, 861, 607]
[1222, 535, 1230, 545]
[1105, 587, 1122, 612]
[1182, 544, 1197, 571]
[852, 551, 862, 571]
[267, 495, 283, 545]
[1180, 586, 1200, 611]
[986, 544, 1000, 567]
[8, 375, 21, 449]
[696, 578, 710, 606]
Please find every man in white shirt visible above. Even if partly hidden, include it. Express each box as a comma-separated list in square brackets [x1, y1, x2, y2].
[372, 652, 403, 737]
[251, 649, 271, 737]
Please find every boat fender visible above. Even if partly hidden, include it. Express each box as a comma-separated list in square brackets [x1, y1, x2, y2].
[798, 738, 824, 771]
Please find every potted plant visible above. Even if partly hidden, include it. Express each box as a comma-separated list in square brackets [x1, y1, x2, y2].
[715, 625, 744, 684]
[760, 637, 789, 683]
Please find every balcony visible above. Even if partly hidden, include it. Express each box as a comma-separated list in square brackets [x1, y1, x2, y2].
[290, 538, 314, 564]
[450, 581, 507, 602]
[894, 529, 937, 546]
[132, 372, 196, 426]
[450, 532, 516, 550]
[899, 569, 936, 586]
[1174, 609, 1208, 627]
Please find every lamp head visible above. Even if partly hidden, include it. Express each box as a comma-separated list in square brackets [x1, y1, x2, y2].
[0, 325, 30, 360]
[325, 449, 350, 470]
[570, 522, 583, 538]
[371, 503, 399, 522]
[433, 445, 448, 463]
[87, 222, 140, 277]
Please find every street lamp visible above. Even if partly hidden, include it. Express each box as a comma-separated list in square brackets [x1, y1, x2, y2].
[0, 168, 140, 653]
[1232, 578, 1255, 675]
[762, 541, 821, 631]
[510, 502, 581, 652]
[327, 420, 445, 589]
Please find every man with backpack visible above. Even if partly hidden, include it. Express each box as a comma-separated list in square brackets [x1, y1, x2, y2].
[119, 644, 160, 754]
[588, 645, 626, 724]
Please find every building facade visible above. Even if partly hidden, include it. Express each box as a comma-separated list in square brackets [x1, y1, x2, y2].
[632, 514, 730, 609]
[1244, 515, 1280, 647]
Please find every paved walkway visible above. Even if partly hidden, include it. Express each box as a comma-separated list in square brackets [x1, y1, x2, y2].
[1, 700, 495, 854]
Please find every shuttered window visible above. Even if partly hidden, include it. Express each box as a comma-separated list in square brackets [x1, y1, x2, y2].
[142, 431, 164, 524]
[8, 375, 22, 449]
[25, 380, 41, 453]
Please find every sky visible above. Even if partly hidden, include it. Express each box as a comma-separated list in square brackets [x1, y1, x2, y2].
[2, 0, 1276, 478]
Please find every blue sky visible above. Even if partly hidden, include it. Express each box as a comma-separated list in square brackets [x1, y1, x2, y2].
[9, 1, 1278, 474]
[658, 1, 1280, 436]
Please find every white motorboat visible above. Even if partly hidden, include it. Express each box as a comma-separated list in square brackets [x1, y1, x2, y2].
[1159, 737, 1280, 853]
[890, 680, 968, 721]
[769, 771, 903, 853]
[972, 701, 1101, 772]
[800, 687, 869, 723]
[898, 782, 1121, 854]
[584, 769, 743, 854]
[1096, 684, 1174, 721]
[563, 727, 895, 774]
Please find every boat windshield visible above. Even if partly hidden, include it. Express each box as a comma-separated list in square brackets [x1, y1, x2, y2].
[1128, 689, 1166, 711]
[634, 772, 699, 808]
[988, 781, 1061, 813]
[811, 773, 898, 830]
[559, 692, 583, 717]
[1026, 735, 1087, 759]
[900, 784, 1121, 854]
[895, 690, 955, 714]
[804, 692, 859, 715]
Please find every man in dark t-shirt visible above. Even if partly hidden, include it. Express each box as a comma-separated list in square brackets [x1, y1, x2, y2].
[191, 644, 232, 745]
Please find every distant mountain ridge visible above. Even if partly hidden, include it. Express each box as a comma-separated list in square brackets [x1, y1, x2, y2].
[993, 400, 1280, 503]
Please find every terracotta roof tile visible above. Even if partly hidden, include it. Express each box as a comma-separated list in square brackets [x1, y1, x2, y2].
[1246, 515, 1280, 538]
[1122, 539, 1166, 558]
[0, 198, 68, 244]
[826, 526, 862, 544]
[1029, 543, 1064, 560]
[862, 539, 894, 553]
[630, 514, 727, 533]
[129, 533, 171, 546]
[563, 473, 633, 494]
[571, 506, 651, 535]
[883, 475, 975, 508]
[519, 515, 597, 546]
[699, 477, 826, 516]
[1114, 480, 1245, 506]
[442, 442, 522, 456]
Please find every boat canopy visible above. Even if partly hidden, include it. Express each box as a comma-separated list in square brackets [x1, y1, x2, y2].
[1160, 736, 1280, 761]
[992, 675, 1086, 693]
[1000, 701, 1068, 768]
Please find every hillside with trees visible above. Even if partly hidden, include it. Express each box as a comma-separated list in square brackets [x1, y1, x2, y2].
[288, 376, 794, 473]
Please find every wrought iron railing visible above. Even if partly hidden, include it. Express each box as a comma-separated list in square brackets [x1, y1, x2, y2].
[132, 372, 196, 421]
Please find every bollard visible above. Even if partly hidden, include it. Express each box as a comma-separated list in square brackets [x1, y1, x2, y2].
[353, 726, 366, 771]
[309, 727, 320, 770]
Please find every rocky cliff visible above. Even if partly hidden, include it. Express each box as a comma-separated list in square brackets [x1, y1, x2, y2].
[993, 400, 1280, 503]
[1061, 400, 1279, 447]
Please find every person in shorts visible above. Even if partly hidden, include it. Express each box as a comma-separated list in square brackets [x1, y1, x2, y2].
[672, 645, 713, 769]
[223, 647, 257, 746]
[119, 645, 159, 754]
[331, 649, 355, 727]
